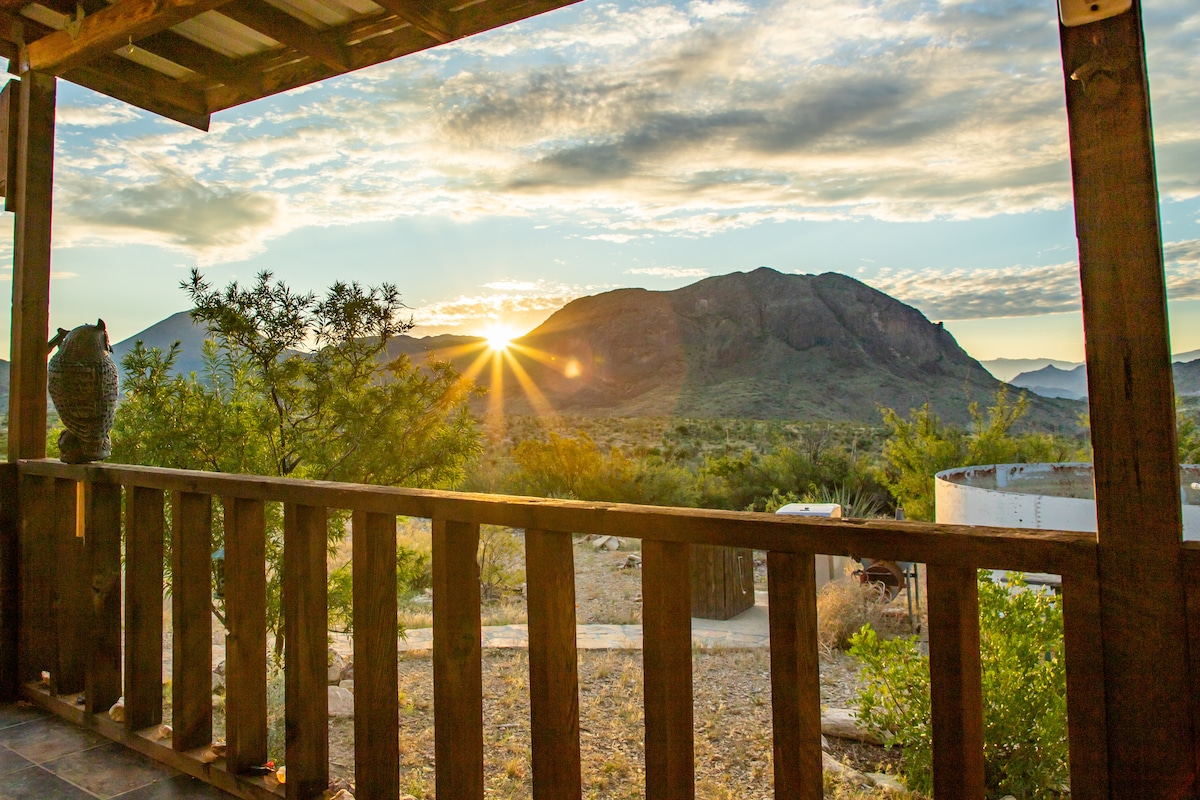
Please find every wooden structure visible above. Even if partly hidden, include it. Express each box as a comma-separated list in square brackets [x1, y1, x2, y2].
[0, 0, 1194, 798]
[690, 544, 755, 620]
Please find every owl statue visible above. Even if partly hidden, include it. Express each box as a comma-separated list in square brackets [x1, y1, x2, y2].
[47, 319, 120, 464]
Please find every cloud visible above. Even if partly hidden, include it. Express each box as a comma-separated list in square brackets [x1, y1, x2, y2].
[58, 102, 142, 127]
[626, 266, 710, 278]
[410, 279, 616, 334]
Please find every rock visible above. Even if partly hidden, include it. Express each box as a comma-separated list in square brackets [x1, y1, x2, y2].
[822, 752, 872, 786]
[821, 707, 884, 745]
[593, 535, 621, 551]
[867, 773, 908, 793]
[330, 791, 354, 800]
[621, 554, 642, 569]
[340, 661, 354, 682]
[213, 659, 225, 677]
[329, 650, 348, 685]
[821, 734, 829, 752]
[212, 672, 225, 693]
[340, 679, 354, 694]
[328, 685, 355, 717]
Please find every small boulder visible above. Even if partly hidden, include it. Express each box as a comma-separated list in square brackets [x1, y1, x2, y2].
[328, 685, 355, 718]
[340, 679, 354, 694]
[328, 650, 348, 685]
[821, 707, 883, 745]
[822, 752, 871, 786]
[867, 773, 908, 794]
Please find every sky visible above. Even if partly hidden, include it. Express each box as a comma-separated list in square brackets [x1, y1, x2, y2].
[1, 0, 1198, 364]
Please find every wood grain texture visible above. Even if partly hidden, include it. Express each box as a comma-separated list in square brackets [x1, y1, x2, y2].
[85, 481, 122, 714]
[1061, 567, 1108, 800]
[218, 0, 347, 71]
[525, 529, 581, 800]
[690, 545, 753, 620]
[224, 497, 267, 773]
[352, 510, 399, 799]
[642, 539, 693, 800]
[171, 491, 212, 751]
[926, 564, 984, 800]
[1059, 5, 1192, 795]
[1184, 549, 1200, 791]
[53, 478, 87, 695]
[369, 0, 452, 41]
[61, 60, 210, 130]
[17, 473, 55, 684]
[432, 518, 484, 800]
[283, 503, 328, 800]
[766, 550, 821, 800]
[7, 72, 55, 462]
[125, 486, 165, 732]
[0, 464, 17, 700]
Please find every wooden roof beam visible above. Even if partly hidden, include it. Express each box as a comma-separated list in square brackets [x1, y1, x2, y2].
[370, 0, 451, 43]
[64, 54, 210, 128]
[218, 0, 348, 73]
[135, 29, 242, 84]
[20, 0, 236, 74]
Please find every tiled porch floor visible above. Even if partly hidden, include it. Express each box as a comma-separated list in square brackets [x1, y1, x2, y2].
[0, 704, 238, 800]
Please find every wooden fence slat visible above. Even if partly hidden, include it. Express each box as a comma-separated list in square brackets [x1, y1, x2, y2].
[766, 550, 821, 800]
[283, 503, 328, 800]
[0, 464, 17, 701]
[525, 529, 581, 800]
[432, 518, 484, 800]
[172, 491, 212, 751]
[926, 564, 984, 800]
[224, 497, 267, 773]
[642, 539, 693, 800]
[53, 479, 87, 695]
[18, 473, 56, 685]
[85, 482, 122, 714]
[1183, 551, 1200, 792]
[125, 486, 165, 731]
[352, 511, 399, 799]
[1061, 567, 1108, 800]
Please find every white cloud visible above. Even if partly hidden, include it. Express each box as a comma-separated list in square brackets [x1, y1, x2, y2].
[58, 102, 142, 127]
[626, 266, 710, 278]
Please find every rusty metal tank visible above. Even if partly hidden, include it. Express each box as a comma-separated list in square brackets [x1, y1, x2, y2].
[47, 319, 120, 463]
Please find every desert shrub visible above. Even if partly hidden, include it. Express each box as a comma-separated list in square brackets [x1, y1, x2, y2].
[849, 572, 1068, 798]
[479, 525, 525, 600]
[816, 578, 892, 652]
[1180, 410, 1200, 463]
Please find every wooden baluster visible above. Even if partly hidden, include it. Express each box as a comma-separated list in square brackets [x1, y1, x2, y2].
[85, 481, 122, 714]
[353, 511, 399, 799]
[1061, 567, 1109, 800]
[1186, 551, 1200, 786]
[53, 479, 87, 696]
[525, 529, 581, 800]
[926, 563, 984, 800]
[432, 518, 484, 800]
[224, 498, 267, 773]
[18, 473, 55, 686]
[283, 504, 328, 800]
[172, 491, 212, 751]
[0, 464, 17, 701]
[125, 487, 165, 731]
[766, 550, 821, 800]
[642, 539, 693, 800]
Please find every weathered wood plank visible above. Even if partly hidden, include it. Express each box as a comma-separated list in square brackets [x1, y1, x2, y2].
[0, 464, 17, 700]
[369, 0, 452, 42]
[224, 497, 267, 773]
[1061, 567, 1108, 800]
[125, 486, 165, 732]
[642, 539, 693, 800]
[53, 478, 87, 695]
[63, 61, 210, 130]
[171, 491, 212, 751]
[7, 72, 55, 462]
[767, 550, 821, 800]
[525, 529, 581, 800]
[432, 518, 484, 800]
[218, 0, 348, 72]
[283, 503, 328, 800]
[1185, 549, 1200, 790]
[352, 511, 399, 799]
[17, 473, 55, 684]
[85, 481, 122, 714]
[1059, 5, 1193, 795]
[926, 564, 984, 800]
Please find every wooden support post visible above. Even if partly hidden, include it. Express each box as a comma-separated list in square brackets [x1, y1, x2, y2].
[525, 529, 582, 800]
[432, 518, 484, 800]
[1061, 567, 1109, 799]
[641, 539, 693, 800]
[224, 497, 267, 773]
[1058, 5, 1193, 795]
[0, 463, 19, 700]
[283, 503, 328, 800]
[53, 478, 87, 696]
[1183, 550, 1200, 788]
[926, 564, 984, 800]
[17, 473, 54, 685]
[125, 487, 165, 732]
[172, 491, 212, 751]
[766, 550, 821, 800]
[84, 481, 122, 714]
[352, 510, 399, 800]
[7, 72, 55, 462]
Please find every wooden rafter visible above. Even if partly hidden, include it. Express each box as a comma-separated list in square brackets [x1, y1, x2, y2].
[370, 0, 451, 43]
[218, 0, 348, 73]
[135, 29, 241, 85]
[65, 55, 210, 128]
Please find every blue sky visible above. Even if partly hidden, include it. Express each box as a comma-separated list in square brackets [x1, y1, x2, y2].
[2, 0, 1198, 363]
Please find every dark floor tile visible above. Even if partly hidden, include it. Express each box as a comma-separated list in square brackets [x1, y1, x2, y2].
[111, 774, 241, 800]
[0, 764, 98, 800]
[0, 705, 47, 731]
[0, 745, 33, 777]
[43, 742, 179, 800]
[0, 716, 105, 764]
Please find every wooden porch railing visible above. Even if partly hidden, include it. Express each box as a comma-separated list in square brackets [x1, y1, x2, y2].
[5, 458, 1122, 799]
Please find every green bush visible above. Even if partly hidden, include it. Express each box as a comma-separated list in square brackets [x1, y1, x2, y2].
[849, 573, 1068, 799]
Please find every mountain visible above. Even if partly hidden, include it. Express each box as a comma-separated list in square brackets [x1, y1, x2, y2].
[1171, 359, 1200, 397]
[111, 311, 212, 376]
[1010, 364, 1088, 400]
[982, 358, 1080, 383]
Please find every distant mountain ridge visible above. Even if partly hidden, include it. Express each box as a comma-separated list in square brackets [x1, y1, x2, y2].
[111, 310, 212, 376]
[1011, 359, 1200, 399]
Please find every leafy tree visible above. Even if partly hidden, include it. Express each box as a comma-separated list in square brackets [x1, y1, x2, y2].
[111, 270, 481, 648]
[1180, 410, 1200, 464]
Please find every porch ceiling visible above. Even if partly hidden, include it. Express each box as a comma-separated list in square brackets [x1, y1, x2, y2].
[0, 0, 581, 129]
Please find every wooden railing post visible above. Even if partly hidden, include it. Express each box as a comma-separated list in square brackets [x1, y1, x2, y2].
[352, 510, 399, 799]
[766, 550, 822, 800]
[642, 539, 693, 800]
[172, 491, 212, 751]
[224, 497, 267, 773]
[18, 472, 55, 687]
[1061, 567, 1109, 799]
[432, 518, 484, 800]
[525, 529, 582, 800]
[926, 563, 984, 800]
[53, 479, 87, 697]
[84, 481, 122, 715]
[283, 503, 328, 800]
[125, 486, 165, 732]
[0, 463, 19, 700]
